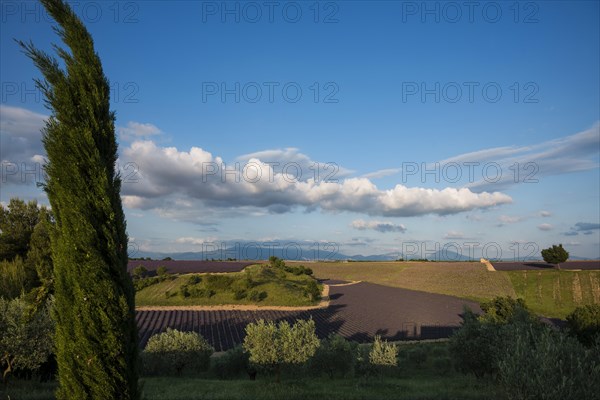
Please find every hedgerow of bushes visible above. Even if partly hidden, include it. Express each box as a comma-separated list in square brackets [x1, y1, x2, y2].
[142, 321, 426, 382]
[449, 297, 600, 400]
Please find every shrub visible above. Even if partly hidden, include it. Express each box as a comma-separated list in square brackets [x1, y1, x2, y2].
[231, 275, 254, 292]
[205, 274, 235, 291]
[233, 289, 247, 300]
[134, 273, 175, 291]
[369, 335, 398, 367]
[566, 304, 600, 346]
[177, 282, 216, 299]
[449, 307, 547, 377]
[407, 346, 428, 368]
[141, 328, 213, 376]
[498, 327, 600, 400]
[280, 264, 313, 276]
[186, 274, 202, 285]
[275, 268, 287, 279]
[248, 290, 267, 302]
[201, 288, 216, 298]
[449, 309, 506, 377]
[243, 318, 319, 381]
[480, 296, 529, 324]
[131, 265, 148, 280]
[179, 285, 190, 298]
[0, 296, 54, 381]
[156, 266, 168, 277]
[356, 336, 398, 379]
[269, 257, 285, 269]
[188, 287, 215, 298]
[0, 257, 27, 300]
[213, 345, 253, 380]
[134, 276, 158, 291]
[305, 280, 321, 302]
[309, 334, 357, 378]
[355, 345, 373, 377]
[450, 301, 542, 378]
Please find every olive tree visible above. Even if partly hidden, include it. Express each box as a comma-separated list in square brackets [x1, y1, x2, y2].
[243, 318, 319, 381]
[0, 297, 54, 381]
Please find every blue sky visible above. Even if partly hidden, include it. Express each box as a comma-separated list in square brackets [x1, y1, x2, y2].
[1, 0, 599, 260]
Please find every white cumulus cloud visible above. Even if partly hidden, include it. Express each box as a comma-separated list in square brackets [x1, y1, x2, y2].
[119, 139, 512, 219]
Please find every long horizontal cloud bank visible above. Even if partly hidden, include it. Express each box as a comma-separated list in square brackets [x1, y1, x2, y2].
[120, 140, 511, 217]
[443, 123, 600, 193]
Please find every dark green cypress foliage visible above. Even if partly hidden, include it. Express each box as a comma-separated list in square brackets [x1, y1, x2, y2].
[18, 0, 139, 398]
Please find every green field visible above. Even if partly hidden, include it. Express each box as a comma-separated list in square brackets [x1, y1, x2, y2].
[297, 261, 515, 302]
[506, 269, 600, 318]
[135, 265, 322, 307]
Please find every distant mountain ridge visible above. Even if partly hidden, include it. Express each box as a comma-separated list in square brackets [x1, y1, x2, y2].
[131, 247, 591, 262]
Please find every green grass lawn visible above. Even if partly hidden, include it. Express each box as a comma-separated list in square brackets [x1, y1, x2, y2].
[301, 261, 515, 302]
[135, 265, 322, 307]
[504, 269, 600, 318]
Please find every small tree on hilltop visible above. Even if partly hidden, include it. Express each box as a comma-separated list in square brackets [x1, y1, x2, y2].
[541, 244, 569, 270]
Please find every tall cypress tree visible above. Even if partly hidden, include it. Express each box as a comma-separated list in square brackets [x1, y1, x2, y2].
[18, 0, 139, 398]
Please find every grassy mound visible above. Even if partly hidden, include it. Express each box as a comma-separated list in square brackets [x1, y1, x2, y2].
[135, 264, 322, 307]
